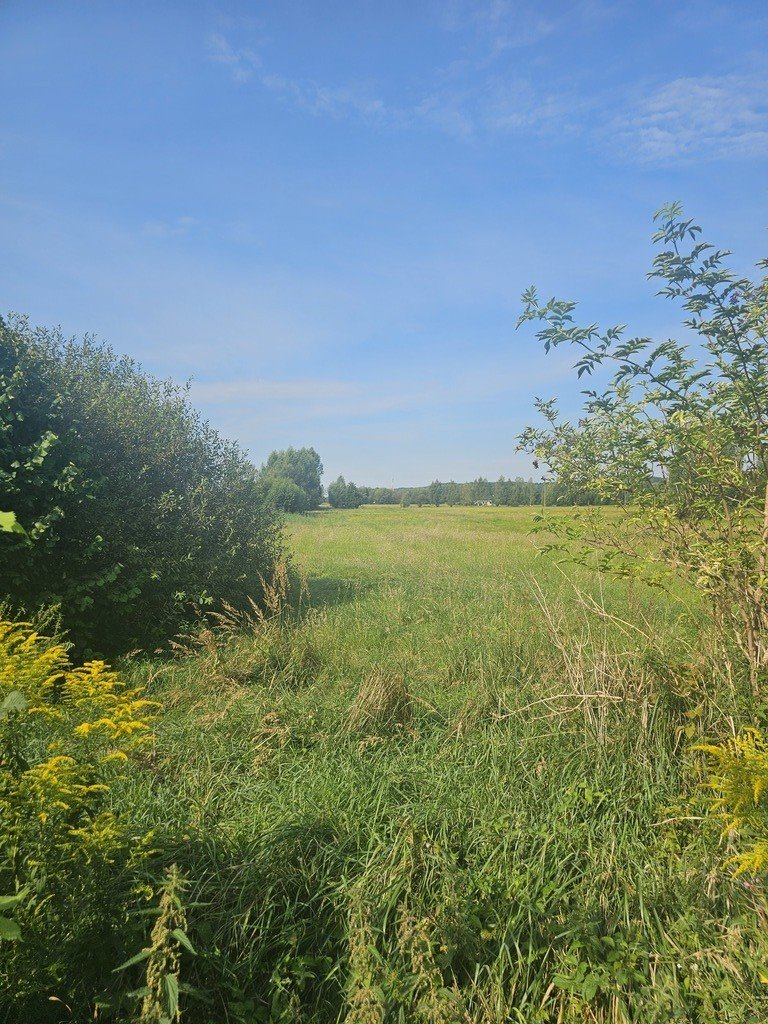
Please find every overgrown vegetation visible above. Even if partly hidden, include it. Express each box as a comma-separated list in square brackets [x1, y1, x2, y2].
[0, 316, 282, 655]
[0, 619, 156, 1015]
[2, 506, 767, 1021]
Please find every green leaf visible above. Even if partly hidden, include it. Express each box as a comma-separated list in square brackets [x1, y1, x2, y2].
[0, 916, 22, 941]
[163, 973, 179, 1016]
[0, 511, 26, 535]
[171, 928, 196, 955]
[0, 691, 28, 719]
[113, 947, 151, 972]
[0, 887, 30, 910]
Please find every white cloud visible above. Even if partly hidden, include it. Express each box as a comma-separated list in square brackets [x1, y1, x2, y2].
[207, 30, 768, 163]
[207, 31, 577, 141]
[141, 216, 198, 239]
[610, 74, 768, 161]
[190, 378, 357, 403]
[208, 32, 260, 82]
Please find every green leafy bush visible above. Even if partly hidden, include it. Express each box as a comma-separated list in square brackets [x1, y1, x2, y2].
[518, 205, 768, 689]
[266, 475, 310, 513]
[0, 315, 282, 654]
[697, 727, 768, 876]
[328, 475, 362, 509]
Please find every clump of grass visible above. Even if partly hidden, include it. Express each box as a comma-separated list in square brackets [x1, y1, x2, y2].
[345, 669, 412, 734]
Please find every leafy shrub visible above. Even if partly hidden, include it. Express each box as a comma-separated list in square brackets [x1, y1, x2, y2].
[0, 619, 157, 1016]
[328, 475, 362, 509]
[518, 205, 768, 689]
[266, 475, 310, 513]
[0, 315, 282, 654]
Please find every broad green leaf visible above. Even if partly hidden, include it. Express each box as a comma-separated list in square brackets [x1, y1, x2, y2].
[171, 927, 196, 955]
[0, 887, 29, 910]
[163, 973, 179, 1016]
[0, 916, 22, 941]
[0, 691, 28, 718]
[0, 511, 25, 535]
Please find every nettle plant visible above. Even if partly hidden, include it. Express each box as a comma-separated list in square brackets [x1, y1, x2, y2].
[518, 204, 768, 691]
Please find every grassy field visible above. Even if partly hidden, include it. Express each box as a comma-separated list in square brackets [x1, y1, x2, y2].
[102, 508, 768, 1020]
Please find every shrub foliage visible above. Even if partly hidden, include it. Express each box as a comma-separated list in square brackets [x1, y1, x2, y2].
[518, 205, 768, 689]
[0, 316, 282, 654]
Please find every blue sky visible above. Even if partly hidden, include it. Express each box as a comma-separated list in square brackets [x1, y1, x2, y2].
[2, 1, 767, 486]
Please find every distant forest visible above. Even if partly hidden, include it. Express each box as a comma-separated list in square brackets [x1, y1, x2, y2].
[326, 475, 608, 508]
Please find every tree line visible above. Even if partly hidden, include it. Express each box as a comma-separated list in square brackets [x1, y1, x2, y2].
[323, 476, 607, 508]
[259, 454, 609, 512]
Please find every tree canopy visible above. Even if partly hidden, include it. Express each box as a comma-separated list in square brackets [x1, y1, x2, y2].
[261, 447, 323, 510]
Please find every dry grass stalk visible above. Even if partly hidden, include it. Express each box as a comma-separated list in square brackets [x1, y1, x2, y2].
[345, 669, 412, 734]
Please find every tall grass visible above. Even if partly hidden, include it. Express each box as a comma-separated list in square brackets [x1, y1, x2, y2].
[6, 506, 767, 1021]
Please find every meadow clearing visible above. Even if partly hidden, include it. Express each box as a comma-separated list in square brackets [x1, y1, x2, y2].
[105, 505, 767, 1023]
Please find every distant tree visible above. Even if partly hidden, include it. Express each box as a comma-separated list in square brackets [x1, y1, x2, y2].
[328, 475, 362, 509]
[261, 447, 323, 509]
[459, 482, 473, 505]
[471, 477, 492, 504]
[266, 476, 309, 513]
[443, 481, 461, 506]
[371, 486, 396, 504]
[428, 480, 444, 506]
[495, 476, 514, 505]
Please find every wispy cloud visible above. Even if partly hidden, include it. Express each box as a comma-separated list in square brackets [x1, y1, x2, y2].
[208, 29, 768, 163]
[440, 0, 558, 54]
[141, 216, 198, 239]
[610, 74, 768, 161]
[208, 32, 260, 82]
[207, 32, 577, 141]
[190, 378, 357, 403]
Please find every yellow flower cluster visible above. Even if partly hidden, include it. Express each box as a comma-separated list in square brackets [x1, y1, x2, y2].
[0, 620, 158, 861]
[697, 727, 768, 875]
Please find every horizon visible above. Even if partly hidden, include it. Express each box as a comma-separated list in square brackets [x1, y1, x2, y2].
[2, 1, 767, 487]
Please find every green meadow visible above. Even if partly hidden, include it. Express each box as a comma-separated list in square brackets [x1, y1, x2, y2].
[110, 505, 767, 1023]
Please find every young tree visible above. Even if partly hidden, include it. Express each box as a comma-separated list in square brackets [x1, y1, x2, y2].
[428, 480, 444, 506]
[328, 475, 362, 509]
[517, 204, 768, 690]
[261, 447, 323, 509]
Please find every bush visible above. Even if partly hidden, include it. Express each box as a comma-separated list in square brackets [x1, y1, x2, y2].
[266, 476, 310, 513]
[0, 316, 282, 655]
[518, 205, 768, 690]
[697, 728, 768, 876]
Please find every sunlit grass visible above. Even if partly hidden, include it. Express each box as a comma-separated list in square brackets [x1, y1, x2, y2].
[110, 505, 768, 1023]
